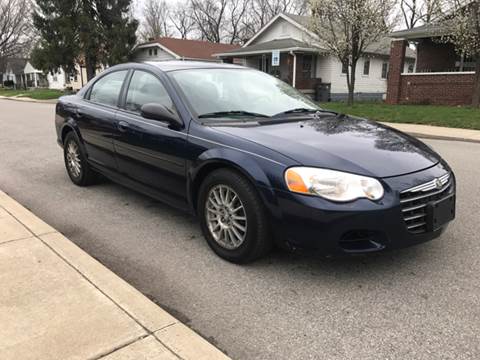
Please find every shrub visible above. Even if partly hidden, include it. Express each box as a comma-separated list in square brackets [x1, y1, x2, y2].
[3, 80, 14, 88]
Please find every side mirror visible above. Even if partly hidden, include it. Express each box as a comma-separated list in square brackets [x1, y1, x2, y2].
[140, 103, 183, 129]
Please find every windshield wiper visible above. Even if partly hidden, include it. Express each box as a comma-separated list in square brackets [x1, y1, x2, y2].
[272, 108, 337, 118]
[198, 110, 270, 119]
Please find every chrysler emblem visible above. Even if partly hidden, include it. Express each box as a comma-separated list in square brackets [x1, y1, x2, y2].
[435, 178, 443, 189]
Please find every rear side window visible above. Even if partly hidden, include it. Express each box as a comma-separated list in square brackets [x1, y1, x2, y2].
[89, 70, 128, 107]
[125, 71, 174, 113]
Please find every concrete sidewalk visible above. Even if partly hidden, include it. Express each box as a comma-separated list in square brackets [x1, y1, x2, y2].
[0, 190, 230, 360]
[382, 122, 480, 143]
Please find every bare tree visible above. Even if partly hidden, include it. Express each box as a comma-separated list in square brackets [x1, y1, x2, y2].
[0, 0, 33, 63]
[440, 0, 480, 106]
[308, 0, 396, 105]
[170, 1, 196, 39]
[401, 0, 421, 28]
[139, 0, 171, 41]
[400, 0, 445, 29]
[227, 0, 249, 43]
[423, 0, 445, 22]
[191, 0, 228, 42]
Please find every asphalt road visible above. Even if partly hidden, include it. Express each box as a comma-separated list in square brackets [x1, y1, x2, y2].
[1, 99, 479, 360]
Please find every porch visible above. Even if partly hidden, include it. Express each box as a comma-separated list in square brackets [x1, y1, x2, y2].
[387, 26, 476, 106]
[24, 72, 48, 88]
[215, 39, 324, 98]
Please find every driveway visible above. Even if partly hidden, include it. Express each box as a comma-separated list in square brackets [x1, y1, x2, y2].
[1, 99, 479, 360]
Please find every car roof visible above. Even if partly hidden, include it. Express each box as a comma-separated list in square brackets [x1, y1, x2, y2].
[143, 60, 246, 72]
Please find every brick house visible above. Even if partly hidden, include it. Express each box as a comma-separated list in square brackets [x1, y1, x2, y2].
[386, 25, 476, 105]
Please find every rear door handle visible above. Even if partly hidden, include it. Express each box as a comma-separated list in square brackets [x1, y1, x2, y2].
[117, 121, 130, 133]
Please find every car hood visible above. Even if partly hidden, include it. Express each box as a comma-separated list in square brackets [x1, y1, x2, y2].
[213, 115, 440, 178]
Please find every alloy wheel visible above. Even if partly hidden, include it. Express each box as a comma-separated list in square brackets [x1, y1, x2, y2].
[205, 184, 248, 250]
[66, 141, 82, 178]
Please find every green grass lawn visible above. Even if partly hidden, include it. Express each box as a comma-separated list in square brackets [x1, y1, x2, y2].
[320, 102, 480, 130]
[0, 88, 65, 100]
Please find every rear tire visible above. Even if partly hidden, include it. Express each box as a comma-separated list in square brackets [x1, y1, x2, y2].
[63, 132, 97, 186]
[198, 169, 272, 263]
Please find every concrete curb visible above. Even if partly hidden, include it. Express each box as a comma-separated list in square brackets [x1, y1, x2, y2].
[0, 95, 58, 104]
[0, 189, 230, 360]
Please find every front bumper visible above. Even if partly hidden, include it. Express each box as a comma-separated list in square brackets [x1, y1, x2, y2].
[266, 162, 455, 256]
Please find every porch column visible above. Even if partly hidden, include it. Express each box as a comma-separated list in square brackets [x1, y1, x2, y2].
[34, 73, 38, 88]
[386, 39, 407, 104]
[291, 52, 297, 88]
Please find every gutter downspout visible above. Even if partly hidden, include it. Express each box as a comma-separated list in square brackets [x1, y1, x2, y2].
[290, 51, 297, 88]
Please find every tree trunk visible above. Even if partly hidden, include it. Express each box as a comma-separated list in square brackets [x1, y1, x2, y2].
[347, 61, 357, 106]
[85, 55, 96, 81]
[472, 54, 480, 108]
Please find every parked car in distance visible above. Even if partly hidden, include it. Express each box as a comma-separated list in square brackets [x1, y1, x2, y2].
[55, 61, 456, 263]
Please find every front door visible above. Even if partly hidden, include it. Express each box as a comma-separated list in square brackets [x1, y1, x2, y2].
[114, 70, 188, 208]
[76, 70, 128, 171]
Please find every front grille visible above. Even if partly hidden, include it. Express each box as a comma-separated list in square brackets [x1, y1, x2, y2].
[399, 173, 452, 234]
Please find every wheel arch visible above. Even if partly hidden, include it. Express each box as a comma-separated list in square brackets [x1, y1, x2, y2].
[60, 120, 84, 145]
[187, 149, 278, 214]
[60, 123, 75, 144]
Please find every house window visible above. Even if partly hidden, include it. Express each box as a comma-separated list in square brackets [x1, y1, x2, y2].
[407, 63, 414, 73]
[148, 49, 153, 56]
[381, 62, 388, 79]
[363, 59, 370, 75]
[341, 62, 348, 74]
[154, 48, 158, 56]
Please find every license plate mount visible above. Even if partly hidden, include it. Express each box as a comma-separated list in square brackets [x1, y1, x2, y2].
[426, 194, 455, 232]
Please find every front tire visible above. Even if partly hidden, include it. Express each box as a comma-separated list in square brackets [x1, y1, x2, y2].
[63, 132, 97, 186]
[198, 169, 272, 263]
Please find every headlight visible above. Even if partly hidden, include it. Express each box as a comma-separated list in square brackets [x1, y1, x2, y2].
[285, 167, 384, 202]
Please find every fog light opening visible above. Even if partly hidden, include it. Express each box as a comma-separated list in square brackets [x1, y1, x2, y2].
[339, 230, 387, 253]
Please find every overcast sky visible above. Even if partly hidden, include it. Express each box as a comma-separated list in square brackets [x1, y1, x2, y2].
[133, 0, 182, 18]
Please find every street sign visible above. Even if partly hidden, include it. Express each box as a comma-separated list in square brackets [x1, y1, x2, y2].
[272, 50, 280, 66]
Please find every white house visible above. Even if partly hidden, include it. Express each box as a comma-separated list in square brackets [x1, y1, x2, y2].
[46, 62, 94, 91]
[133, 37, 240, 63]
[46, 68, 68, 90]
[215, 13, 416, 101]
[0, 59, 49, 88]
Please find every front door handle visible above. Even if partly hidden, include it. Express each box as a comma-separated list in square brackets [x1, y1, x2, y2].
[117, 121, 130, 133]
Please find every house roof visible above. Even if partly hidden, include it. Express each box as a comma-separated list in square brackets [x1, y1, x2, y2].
[243, 13, 318, 47]
[390, 24, 449, 39]
[216, 33, 415, 59]
[365, 37, 416, 58]
[283, 13, 416, 58]
[215, 38, 324, 57]
[137, 37, 240, 61]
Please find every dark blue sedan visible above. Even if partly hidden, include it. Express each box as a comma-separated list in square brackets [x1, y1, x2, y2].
[55, 61, 456, 263]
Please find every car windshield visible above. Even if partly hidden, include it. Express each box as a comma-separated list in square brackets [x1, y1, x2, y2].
[168, 68, 320, 119]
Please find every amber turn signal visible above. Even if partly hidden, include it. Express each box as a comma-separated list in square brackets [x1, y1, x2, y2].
[285, 168, 309, 194]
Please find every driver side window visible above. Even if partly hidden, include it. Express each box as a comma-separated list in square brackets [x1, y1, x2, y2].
[125, 71, 174, 114]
